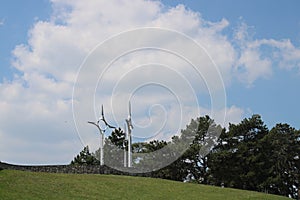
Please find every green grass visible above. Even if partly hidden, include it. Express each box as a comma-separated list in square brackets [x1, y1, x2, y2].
[0, 170, 289, 200]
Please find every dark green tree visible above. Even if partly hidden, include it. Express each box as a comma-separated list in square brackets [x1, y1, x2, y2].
[132, 140, 169, 172]
[132, 140, 167, 153]
[152, 135, 192, 181]
[108, 128, 126, 148]
[260, 123, 300, 199]
[209, 114, 269, 190]
[71, 146, 99, 165]
[101, 128, 126, 167]
[181, 116, 223, 184]
[157, 115, 223, 183]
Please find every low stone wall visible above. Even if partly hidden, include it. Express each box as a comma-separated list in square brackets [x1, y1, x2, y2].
[0, 161, 145, 176]
[0, 162, 102, 174]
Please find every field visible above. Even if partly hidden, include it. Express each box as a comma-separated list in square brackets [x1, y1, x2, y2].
[0, 170, 289, 200]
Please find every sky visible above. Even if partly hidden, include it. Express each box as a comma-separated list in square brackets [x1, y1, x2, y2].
[0, 0, 300, 165]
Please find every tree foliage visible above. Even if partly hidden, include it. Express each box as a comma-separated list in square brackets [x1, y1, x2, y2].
[208, 115, 299, 199]
[71, 114, 299, 199]
[102, 128, 126, 167]
[153, 114, 299, 198]
[70, 146, 99, 165]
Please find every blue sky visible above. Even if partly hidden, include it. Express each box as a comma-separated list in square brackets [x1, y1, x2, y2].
[0, 0, 51, 79]
[0, 0, 300, 164]
[164, 0, 300, 43]
[162, 0, 300, 128]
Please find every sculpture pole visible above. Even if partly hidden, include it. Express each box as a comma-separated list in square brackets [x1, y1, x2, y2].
[100, 130, 104, 166]
[88, 105, 115, 166]
[125, 101, 133, 168]
[123, 124, 127, 167]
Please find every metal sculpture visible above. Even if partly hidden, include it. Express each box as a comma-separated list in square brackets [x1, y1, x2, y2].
[88, 105, 115, 166]
[123, 123, 127, 167]
[125, 101, 133, 167]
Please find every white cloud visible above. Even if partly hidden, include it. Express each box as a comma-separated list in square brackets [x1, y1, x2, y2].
[233, 22, 272, 86]
[0, 19, 4, 26]
[236, 49, 272, 85]
[253, 39, 300, 72]
[233, 21, 300, 86]
[1, 0, 300, 164]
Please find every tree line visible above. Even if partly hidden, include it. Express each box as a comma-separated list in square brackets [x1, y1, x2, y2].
[71, 114, 300, 199]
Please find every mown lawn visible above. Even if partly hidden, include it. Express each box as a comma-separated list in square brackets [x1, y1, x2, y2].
[0, 170, 289, 200]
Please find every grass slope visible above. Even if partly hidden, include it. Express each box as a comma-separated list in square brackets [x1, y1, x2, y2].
[0, 170, 289, 200]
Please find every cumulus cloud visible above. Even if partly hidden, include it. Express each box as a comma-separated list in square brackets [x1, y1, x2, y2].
[1, 0, 300, 164]
[233, 21, 300, 86]
[254, 39, 300, 72]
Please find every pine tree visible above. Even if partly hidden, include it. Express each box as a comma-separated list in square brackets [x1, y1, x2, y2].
[70, 146, 99, 165]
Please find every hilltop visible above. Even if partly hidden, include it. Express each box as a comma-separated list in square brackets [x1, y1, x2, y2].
[0, 170, 289, 200]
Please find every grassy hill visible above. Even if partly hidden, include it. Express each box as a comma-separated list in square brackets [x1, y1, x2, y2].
[0, 170, 289, 200]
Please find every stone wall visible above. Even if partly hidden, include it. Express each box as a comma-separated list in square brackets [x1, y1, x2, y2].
[0, 161, 152, 177]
